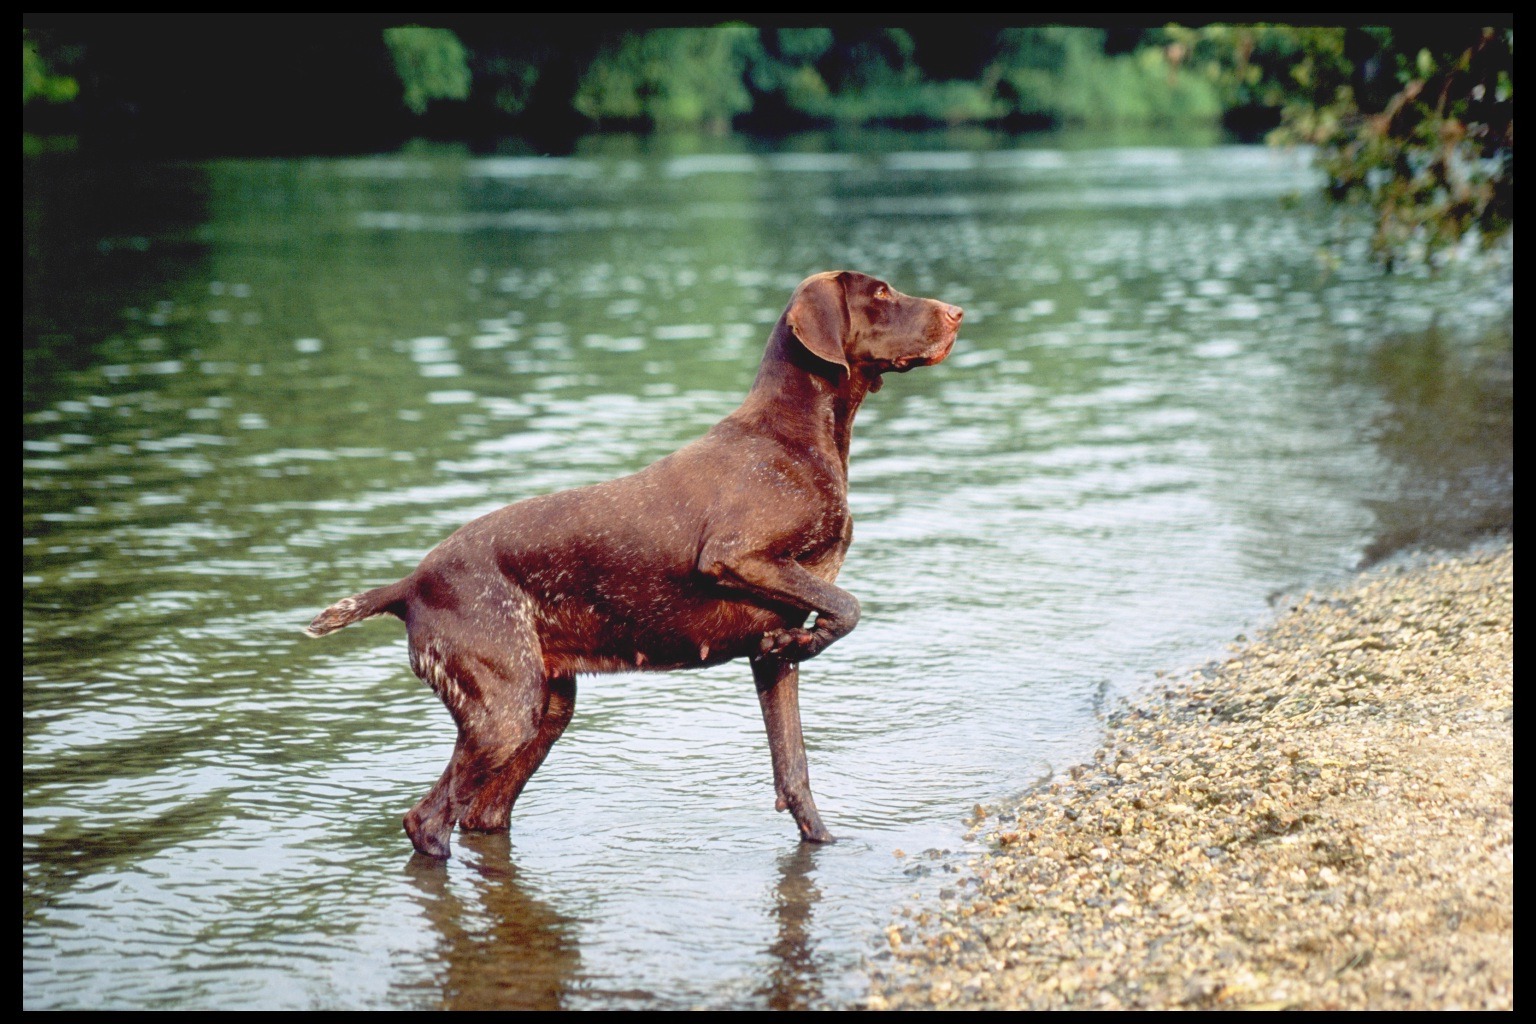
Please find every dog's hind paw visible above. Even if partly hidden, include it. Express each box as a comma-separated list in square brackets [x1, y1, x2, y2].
[403, 809, 453, 860]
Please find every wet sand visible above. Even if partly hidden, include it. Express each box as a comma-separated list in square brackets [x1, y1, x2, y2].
[870, 538, 1513, 1010]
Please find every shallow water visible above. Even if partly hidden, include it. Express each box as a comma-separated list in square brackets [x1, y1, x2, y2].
[23, 130, 1511, 1009]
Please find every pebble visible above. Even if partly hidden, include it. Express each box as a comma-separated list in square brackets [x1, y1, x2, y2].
[869, 539, 1513, 1010]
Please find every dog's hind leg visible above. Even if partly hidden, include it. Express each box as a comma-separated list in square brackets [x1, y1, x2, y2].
[459, 674, 577, 833]
[402, 596, 547, 858]
[404, 730, 466, 859]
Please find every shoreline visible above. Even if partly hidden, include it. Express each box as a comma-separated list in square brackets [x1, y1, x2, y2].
[869, 536, 1513, 1010]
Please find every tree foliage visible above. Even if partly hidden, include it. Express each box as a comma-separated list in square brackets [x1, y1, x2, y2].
[383, 26, 472, 115]
[1309, 29, 1513, 266]
[21, 30, 78, 106]
[1160, 23, 1513, 265]
[572, 27, 755, 130]
[993, 27, 1222, 126]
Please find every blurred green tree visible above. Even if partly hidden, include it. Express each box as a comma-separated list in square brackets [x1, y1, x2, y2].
[741, 28, 836, 121]
[572, 27, 755, 131]
[992, 27, 1222, 126]
[383, 26, 472, 115]
[22, 30, 78, 106]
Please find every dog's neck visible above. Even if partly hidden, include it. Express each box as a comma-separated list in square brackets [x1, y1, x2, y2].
[740, 317, 874, 475]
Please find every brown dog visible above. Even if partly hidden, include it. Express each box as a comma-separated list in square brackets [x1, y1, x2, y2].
[306, 271, 962, 858]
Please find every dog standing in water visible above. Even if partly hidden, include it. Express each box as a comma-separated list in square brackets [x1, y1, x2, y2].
[306, 271, 962, 858]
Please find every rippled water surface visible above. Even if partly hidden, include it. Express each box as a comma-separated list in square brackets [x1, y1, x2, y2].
[23, 130, 1512, 1009]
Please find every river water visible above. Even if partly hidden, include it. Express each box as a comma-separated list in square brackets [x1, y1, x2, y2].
[23, 129, 1512, 1009]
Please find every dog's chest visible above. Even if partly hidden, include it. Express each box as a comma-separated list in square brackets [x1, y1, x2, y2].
[794, 502, 853, 581]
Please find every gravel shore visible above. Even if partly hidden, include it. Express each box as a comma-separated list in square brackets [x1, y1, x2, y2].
[870, 538, 1513, 1010]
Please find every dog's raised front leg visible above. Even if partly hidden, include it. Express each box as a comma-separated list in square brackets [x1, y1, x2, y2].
[699, 544, 860, 661]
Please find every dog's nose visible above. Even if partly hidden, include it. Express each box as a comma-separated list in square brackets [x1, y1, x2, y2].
[944, 304, 964, 323]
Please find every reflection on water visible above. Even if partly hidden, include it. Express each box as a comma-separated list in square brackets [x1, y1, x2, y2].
[23, 130, 1512, 1010]
[757, 844, 825, 1011]
[401, 835, 580, 1011]
[1356, 326, 1513, 565]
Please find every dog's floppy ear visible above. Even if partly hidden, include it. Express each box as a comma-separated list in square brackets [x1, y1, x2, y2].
[787, 273, 850, 376]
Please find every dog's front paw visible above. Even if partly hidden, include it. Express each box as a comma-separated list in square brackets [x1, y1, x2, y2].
[758, 627, 828, 661]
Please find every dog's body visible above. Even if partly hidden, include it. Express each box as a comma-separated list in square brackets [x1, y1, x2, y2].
[307, 271, 961, 858]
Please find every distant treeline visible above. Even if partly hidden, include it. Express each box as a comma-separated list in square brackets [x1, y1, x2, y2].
[24, 17, 1510, 265]
[15, 18, 1415, 150]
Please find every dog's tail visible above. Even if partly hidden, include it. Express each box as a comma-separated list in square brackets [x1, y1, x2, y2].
[304, 579, 412, 637]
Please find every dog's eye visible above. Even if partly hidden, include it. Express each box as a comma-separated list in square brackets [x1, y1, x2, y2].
[873, 285, 889, 300]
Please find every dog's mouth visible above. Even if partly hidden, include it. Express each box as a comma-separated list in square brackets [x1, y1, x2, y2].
[890, 332, 957, 373]
[864, 317, 960, 391]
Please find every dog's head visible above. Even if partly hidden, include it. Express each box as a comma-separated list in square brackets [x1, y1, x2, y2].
[787, 271, 962, 390]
